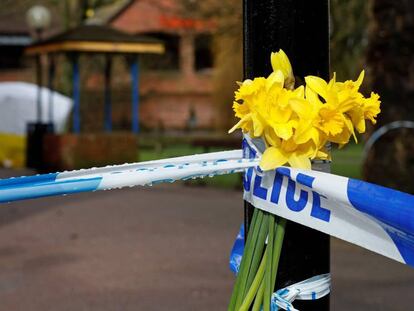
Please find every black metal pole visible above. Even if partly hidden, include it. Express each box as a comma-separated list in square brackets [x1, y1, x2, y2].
[243, 1, 330, 310]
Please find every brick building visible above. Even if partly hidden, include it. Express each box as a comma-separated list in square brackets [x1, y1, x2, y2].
[89, 0, 218, 131]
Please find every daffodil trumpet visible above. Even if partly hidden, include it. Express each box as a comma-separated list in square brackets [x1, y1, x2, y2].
[228, 50, 381, 311]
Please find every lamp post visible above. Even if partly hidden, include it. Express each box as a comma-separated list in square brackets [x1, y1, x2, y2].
[26, 5, 51, 37]
[25, 5, 53, 171]
[26, 5, 51, 123]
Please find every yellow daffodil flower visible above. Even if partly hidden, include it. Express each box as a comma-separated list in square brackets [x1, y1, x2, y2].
[289, 88, 323, 147]
[229, 69, 301, 141]
[271, 50, 295, 90]
[362, 92, 381, 124]
[230, 50, 381, 171]
[260, 139, 316, 170]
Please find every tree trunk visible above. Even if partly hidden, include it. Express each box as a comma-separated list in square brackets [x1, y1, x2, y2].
[364, 0, 414, 194]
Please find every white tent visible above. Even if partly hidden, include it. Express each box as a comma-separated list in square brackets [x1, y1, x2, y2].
[0, 82, 72, 135]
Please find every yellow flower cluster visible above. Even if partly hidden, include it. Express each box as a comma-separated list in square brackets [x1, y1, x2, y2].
[229, 50, 381, 170]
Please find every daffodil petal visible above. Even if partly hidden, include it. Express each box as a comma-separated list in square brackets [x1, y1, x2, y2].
[267, 70, 285, 90]
[355, 70, 365, 89]
[260, 147, 288, 171]
[294, 126, 319, 145]
[288, 154, 311, 170]
[251, 113, 265, 137]
[264, 127, 281, 147]
[316, 150, 329, 160]
[271, 49, 295, 89]
[293, 85, 304, 98]
[271, 50, 292, 78]
[290, 98, 312, 118]
[327, 72, 337, 88]
[305, 76, 328, 100]
[305, 85, 321, 104]
[344, 117, 358, 143]
[273, 123, 294, 140]
[228, 114, 251, 133]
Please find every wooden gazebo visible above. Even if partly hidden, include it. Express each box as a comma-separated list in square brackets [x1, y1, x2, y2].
[25, 24, 164, 171]
[26, 24, 164, 133]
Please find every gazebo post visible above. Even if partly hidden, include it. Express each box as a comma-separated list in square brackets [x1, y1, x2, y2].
[243, 1, 330, 310]
[35, 54, 43, 123]
[130, 56, 140, 133]
[104, 55, 113, 132]
[47, 53, 55, 127]
[71, 53, 81, 134]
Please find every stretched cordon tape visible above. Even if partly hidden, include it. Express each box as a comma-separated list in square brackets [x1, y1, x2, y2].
[1, 136, 414, 269]
[0, 150, 258, 203]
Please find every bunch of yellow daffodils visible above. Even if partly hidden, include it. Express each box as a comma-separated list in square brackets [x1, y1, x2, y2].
[229, 50, 381, 170]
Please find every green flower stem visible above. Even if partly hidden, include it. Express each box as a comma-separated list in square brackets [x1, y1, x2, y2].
[238, 247, 269, 311]
[244, 211, 269, 297]
[228, 209, 258, 311]
[271, 217, 286, 288]
[252, 279, 265, 311]
[264, 214, 276, 311]
[228, 210, 287, 311]
[234, 210, 265, 310]
[228, 208, 261, 311]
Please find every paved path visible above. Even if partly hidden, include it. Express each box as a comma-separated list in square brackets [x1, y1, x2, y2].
[0, 169, 413, 310]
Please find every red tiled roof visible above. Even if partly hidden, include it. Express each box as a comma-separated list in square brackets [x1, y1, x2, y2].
[108, 0, 215, 34]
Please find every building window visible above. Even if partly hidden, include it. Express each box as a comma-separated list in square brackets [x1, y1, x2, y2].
[140, 32, 180, 71]
[195, 33, 213, 72]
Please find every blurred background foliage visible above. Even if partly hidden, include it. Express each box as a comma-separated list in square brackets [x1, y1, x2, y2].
[330, 0, 369, 82]
[364, 0, 414, 193]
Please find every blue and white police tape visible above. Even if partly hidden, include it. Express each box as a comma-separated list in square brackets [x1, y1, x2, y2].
[1, 136, 414, 268]
[242, 135, 414, 267]
[0, 150, 258, 203]
[229, 223, 245, 275]
[271, 273, 330, 311]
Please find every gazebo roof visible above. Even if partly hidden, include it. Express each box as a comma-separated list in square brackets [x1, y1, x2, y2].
[26, 24, 164, 55]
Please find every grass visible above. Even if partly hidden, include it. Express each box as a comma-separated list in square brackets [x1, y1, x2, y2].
[331, 143, 364, 179]
[138, 142, 364, 189]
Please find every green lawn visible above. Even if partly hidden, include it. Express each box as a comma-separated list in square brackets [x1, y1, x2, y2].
[331, 143, 364, 179]
[139, 145, 206, 162]
[138, 142, 364, 189]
